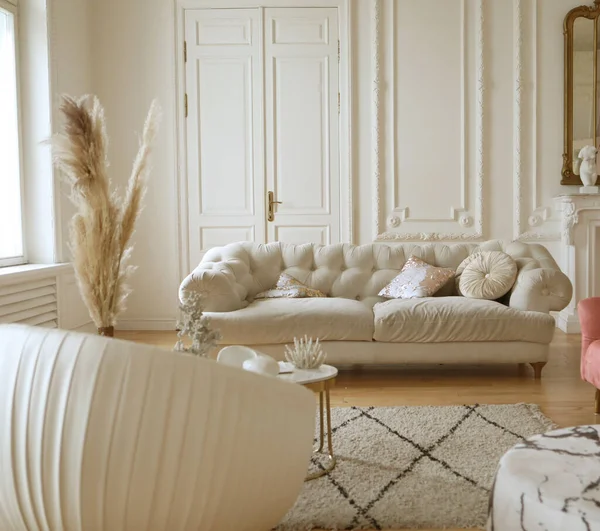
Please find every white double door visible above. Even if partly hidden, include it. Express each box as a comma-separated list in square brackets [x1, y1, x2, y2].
[184, 6, 340, 265]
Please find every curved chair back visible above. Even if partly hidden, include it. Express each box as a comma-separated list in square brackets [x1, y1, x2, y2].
[0, 324, 314, 531]
[579, 297, 600, 372]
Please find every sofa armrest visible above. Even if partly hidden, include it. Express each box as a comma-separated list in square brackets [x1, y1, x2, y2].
[508, 267, 572, 314]
[179, 264, 248, 312]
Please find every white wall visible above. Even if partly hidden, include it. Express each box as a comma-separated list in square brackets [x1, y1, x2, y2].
[90, 0, 181, 329]
[77, 0, 581, 327]
[49, 0, 94, 330]
[50, 0, 93, 262]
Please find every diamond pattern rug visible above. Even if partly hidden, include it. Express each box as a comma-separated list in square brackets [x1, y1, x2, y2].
[276, 404, 555, 530]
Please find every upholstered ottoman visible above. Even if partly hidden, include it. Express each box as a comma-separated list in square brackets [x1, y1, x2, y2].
[487, 425, 600, 530]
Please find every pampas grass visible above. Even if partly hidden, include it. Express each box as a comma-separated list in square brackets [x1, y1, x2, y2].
[50, 95, 161, 332]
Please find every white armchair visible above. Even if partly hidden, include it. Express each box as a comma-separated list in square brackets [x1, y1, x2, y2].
[0, 324, 315, 531]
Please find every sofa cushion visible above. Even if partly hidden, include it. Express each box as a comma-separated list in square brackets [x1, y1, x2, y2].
[207, 298, 374, 345]
[378, 256, 455, 299]
[373, 297, 555, 344]
[457, 251, 517, 300]
[255, 272, 325, 299]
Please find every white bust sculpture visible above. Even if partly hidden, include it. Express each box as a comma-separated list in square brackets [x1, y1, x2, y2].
[578, 145, 598, 188]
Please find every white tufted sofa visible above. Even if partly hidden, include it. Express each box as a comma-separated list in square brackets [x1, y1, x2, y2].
[179, 240, 573, 375]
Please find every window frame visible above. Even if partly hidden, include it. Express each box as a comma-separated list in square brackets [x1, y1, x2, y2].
[0, 0, 27, 267]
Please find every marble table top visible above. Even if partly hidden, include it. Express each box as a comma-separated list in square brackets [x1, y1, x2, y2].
[277, 363, 338, 385]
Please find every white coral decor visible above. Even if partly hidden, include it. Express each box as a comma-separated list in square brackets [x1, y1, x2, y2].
[174, 292, 221, 357]
[284, 335, 327, 369]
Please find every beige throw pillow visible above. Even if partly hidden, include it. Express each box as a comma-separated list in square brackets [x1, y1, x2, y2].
[255, 272, 325, 299]
[378, 256, 455, 299]
[456, 251, 517, 300]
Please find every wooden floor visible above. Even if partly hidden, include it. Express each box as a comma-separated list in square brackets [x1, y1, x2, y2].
[117, 329, 594, 531]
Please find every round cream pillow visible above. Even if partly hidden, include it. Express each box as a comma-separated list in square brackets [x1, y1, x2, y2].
[456, 251, 517, 299]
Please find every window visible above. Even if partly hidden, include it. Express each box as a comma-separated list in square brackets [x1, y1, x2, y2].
[0, 0, 24, 266]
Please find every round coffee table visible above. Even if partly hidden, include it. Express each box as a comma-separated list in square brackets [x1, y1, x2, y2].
[278, 364, 338, 480]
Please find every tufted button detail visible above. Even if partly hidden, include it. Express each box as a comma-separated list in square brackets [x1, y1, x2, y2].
[484, 274, 490, 279]
[541, 288, 550, 296]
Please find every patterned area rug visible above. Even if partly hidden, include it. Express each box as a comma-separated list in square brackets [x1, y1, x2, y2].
[277, 404, 555, 530]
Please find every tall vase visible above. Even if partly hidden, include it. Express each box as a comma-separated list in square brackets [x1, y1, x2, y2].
[98, 326, 114, 337]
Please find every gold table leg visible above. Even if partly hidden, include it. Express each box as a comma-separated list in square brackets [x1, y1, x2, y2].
[305, 383, 336, 481]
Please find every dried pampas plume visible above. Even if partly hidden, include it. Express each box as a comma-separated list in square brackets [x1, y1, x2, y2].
[50, 95, 161, 334]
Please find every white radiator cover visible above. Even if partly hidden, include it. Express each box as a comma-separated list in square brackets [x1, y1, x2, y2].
[0, 278, 58, 328]
[0, 264, 90, 331]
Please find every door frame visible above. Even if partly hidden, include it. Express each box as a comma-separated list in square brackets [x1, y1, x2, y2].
[174, 0, 354, 280]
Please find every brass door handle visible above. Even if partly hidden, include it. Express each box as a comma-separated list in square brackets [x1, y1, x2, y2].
[267, 191, 282, 222]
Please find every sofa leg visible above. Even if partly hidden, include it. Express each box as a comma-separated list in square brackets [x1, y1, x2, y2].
[595, 390, 600, 414]
[530, 362, 546, 380]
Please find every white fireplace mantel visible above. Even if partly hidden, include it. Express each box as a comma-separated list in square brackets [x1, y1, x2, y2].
[554, 193, 600, 333]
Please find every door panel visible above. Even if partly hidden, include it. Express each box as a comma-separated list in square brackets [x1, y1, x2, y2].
[184, 8, 264, 268]
[184, 7, 341, 263]
[200, 226, 255, 249]
[264, 7, 340, 245]
[195, 16, 252, 45]
[197, 57, 254, 216]
[274, 57, 329, 214]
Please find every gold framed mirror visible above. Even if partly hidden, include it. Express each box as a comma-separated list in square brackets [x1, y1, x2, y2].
[563, 0, 600, 185]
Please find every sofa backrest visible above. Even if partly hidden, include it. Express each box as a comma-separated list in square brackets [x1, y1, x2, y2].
[200, 240, 560, 304]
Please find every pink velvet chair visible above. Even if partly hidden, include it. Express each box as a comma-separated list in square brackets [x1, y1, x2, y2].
[579, 297, 600, 413]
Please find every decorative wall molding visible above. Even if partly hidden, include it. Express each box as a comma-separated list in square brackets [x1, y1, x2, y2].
[512, 231, 561, 241]
[390, 0, 468, 225]
[377, 0, 484, 241]
[371, 0, 382, 239]
[513, 0, 523, 239]
[474, 0, 484, 239]
[513, 0, 559, 242]
[345, 0, 354, 243]
[377, 231, 484, 242]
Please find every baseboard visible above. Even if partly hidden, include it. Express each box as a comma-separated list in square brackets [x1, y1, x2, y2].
[116, 319, 177, 331]
[556, 309, 581, 334]
[69, 321, 96, 333]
